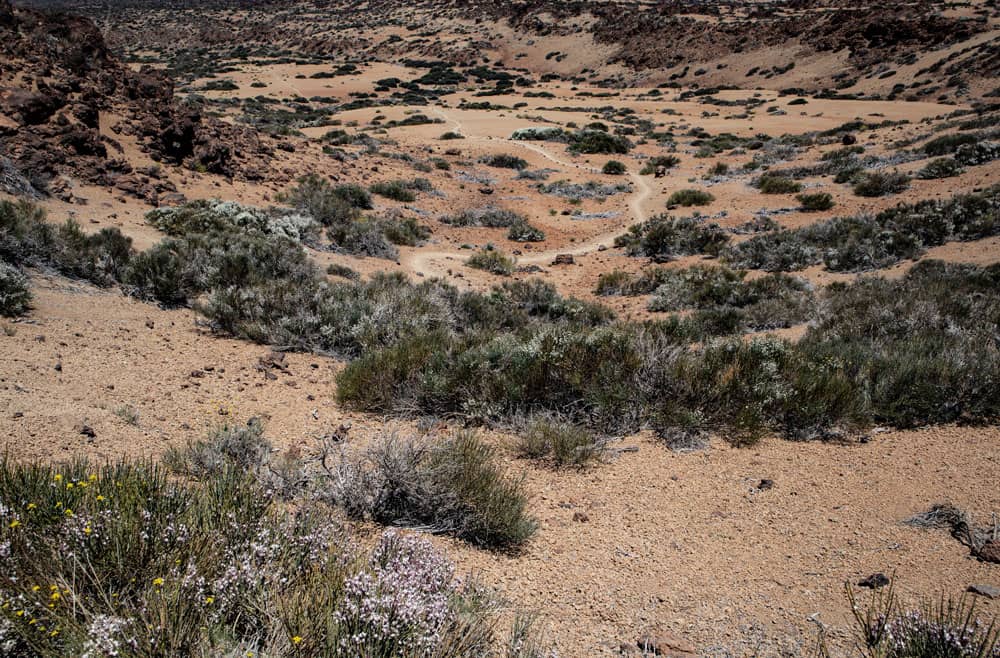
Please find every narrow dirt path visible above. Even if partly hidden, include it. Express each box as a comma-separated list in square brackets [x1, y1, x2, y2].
[403, 108, 653, 277]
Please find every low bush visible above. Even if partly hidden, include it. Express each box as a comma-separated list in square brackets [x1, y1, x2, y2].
[163, 418, 271, 479]
[922, 132, 978, 156]
[277, 173, 373, 229]
[439, 131, 464, 140]
[507, 220, 545, 242]
[595, 268, 672, 296]
[467, 248, 516, 276]
[1, 200, 134, 287]
[615, 215, 730, 262]
[0, 260, 31, 317]
[757, 175, 802, 194]
[370, 180, 421, 202]
[567, 130, 632, 154]
[148, 198, 319, 242]
[479, 154, 528, 170]
[639, 155, 681, 175]
[852, 170, 910, 197]
[705, 161, 729, 177]
[517, 416, 600, 468]
[329, 431, 536, 549]
[796, 192, 835, 211]
[443, 206, 525, 228]
[602, 160, 626, 175]
[537, 180, 631, 200]
[666, 189, 715, 207]
[917, 157, 965, 179]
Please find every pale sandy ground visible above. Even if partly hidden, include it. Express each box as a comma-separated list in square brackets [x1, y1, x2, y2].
[3, 63, 999, 656]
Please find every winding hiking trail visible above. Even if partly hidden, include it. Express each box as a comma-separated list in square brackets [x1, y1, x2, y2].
[402, 107, 653, 276]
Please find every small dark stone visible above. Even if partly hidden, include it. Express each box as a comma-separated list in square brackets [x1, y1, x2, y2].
[573, 511, 590, 522]
[758, 479, 775, 490]
[79, 425, 96, 439]
[858, 573, 890, 589]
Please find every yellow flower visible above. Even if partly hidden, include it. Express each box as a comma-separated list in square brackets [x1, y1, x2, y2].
[205, 596, 214, 604]
[78, 481, 88, 488]
[84, 526, 92, 535]
[66, 483, 74, 489]
[96, 495, 106, 502]
[50, 592, 60, 602]
[53, 474, 62, 482]
[31, 585, 40, 592]
[49, 585, 58, 591]
[50, 630, 59, 637]
[15, 610, 24, 617]
[27, 503, 36, 510]
[64, 509, 73, 517]
[8, 520, 20, 529]
[88, 474, 97, 482]
[28, 618, 36, 625]
[152, 577, 164, 587]
[292, 636, 303, 645]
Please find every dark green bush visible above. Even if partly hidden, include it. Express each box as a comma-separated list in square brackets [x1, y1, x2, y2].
[466, 248, 516, 276]
[922, 132, 978, 156]
[602, 160, 627, 175]
[852, 170, 910, 197]
[615, 215, 730, 262]
[796, 192, 835, 211]
[369, 180, 418, 202]
[639, 155, 681, 175]
[517, 416, 600, 468]
[917, 157, 965, 179]
[757, 175, 803, 194]
[507, 220, 545, 242]
[568, 130, 632, 154]
[442, 206, 525, 228]
[479, 154, 528, 170]
[666, 189, 715, 207]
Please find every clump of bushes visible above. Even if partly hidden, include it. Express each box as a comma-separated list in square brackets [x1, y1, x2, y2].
[917, 157, 965, 179]
[602, 160, 626, 175]
[725, 186, 1000, 272]
[0, 453, 547, 655]
[467, 247, 516, 276]
[1, 199, 134, 287]
[0, 259, 31, 317]
[537, 180, 632, 200]
[567, 130, 632, 154]
[796, 192, 835, 211]
[279, 173, 373, 222]
[667, 189, 715, 207]
[639, 155, 681, 175]
[479, 154, 528, 170]
[852, 170, 910, 197]
[511, 127, 566, 142]
[595, 268, 673, 296]
[149, 197, 319, 243]
[646, 265, 814, 332]
[330, 431, 536, 549]
[615, 215, 730, 262]
[516, 416, 600, 468]
[922, 132, 978, 156]
[756, 174, 802, 194]
[507, 220, 545, 242]
[439, 131, 464, 140]
[442, 206, 525, 228]
[369, 178, 432, 202]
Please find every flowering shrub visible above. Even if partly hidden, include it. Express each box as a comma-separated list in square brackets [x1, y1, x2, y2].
[0, 458, 550, 656]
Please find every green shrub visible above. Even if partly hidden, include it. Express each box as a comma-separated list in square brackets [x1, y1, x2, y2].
[0, 260, 31, 317]
[852, 170, 910, 197]
[568, 130, 632, 154]
[537, 180, 631, 200]
[277, 173, 373, 227]
[439, 131, 464, 140]
[507, 220, 545, 242]
[595, 268, 673, 296]
[725, 186, 1000, 272]
[602, 160, 626, 175]
[639, 155, 680, 175]
[517, 416, 600, 468]
[666, 189, 715, 207]
[370, 180, 417, 202]
[922, 132, 978, 156]
[381, 215, 432, 246]
[163, 418, 271, 479]
[757, 175, 802, 194]
[466, 248, 516, 276]
[326, 263, 360, 280]
[615, 215, 730, 262]
[443, 206, 525, 228]
[479, 154, 528, 170]
[705, 161, 729, 177]
[796, 192, 835, 211]
[917, 157, 965, 179]
[330, 431, 536, 549]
